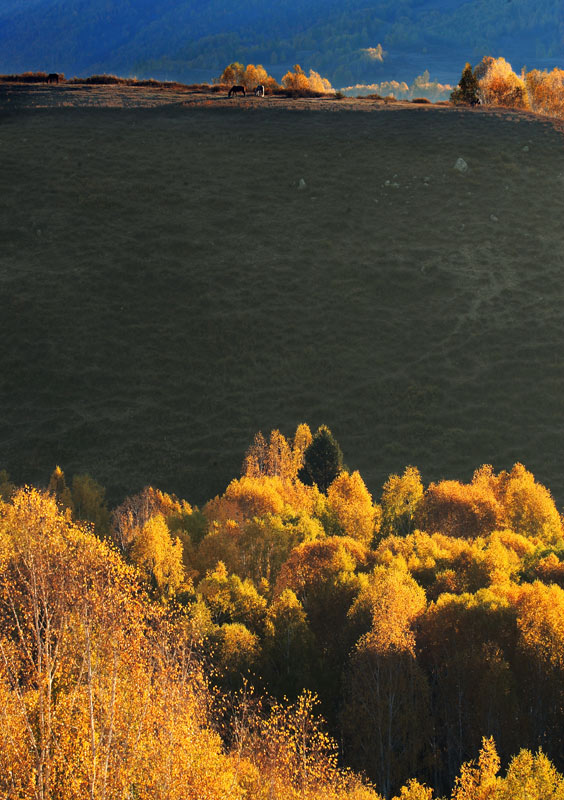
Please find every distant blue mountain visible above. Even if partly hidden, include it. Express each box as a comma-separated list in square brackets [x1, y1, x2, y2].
[0, 0, 562, 85]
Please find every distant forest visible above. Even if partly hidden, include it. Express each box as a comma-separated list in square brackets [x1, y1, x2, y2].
[0, 0, 562, 85]
[3, 423, 564, 798]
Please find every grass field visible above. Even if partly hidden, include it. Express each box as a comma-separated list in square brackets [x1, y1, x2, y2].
[2, 87, 564, 506]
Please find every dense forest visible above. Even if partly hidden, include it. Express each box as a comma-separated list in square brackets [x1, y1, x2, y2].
[3, 423, 564, 798]
[0, 0, 562, 85]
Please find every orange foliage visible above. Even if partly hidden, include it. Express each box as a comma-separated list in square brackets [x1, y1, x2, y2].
[418, 474, 502, 539]
[475, 56, 529, 108]
[526, 68, 564, 118]
[281, 64, 333, 93]
[275, 536, 369, 603]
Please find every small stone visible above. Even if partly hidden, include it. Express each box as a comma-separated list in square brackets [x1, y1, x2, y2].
[490, 214, 499, 223]
[522, 145, 529, 152]
[298, 178, 307, 190]
[454, 157, 468, 174]
[385, 180, 391, 186]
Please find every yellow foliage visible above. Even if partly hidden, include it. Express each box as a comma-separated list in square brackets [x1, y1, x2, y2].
[205, 474, 324, 526]
[217, 622, 260, 674]
[328, 470, 377, 545]
[350, 563, 426, 654]
[516, 581, 564, 672]
[496, 748, 564, 799]
[418, 474, 502, 539]
[526, 68, 564, 119]
[499, 463, 562, 543]
[0, 488, 242, 800]
[475, 56, 529, 108]
[275, 535, 369, 601]
[381, 466, 424, 536]
[392, 779, 434, 800]
[112, 485, 192, 552]
[130, 512, 185, 598]
[452, 736, 500, 800]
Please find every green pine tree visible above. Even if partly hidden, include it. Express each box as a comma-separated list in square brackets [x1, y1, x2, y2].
[451, 62, 480, 105]
[298, 425, 343, 493]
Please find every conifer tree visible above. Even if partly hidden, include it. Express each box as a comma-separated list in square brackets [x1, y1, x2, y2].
[451, 62, 480, 105]
[298, 425, 343, 493]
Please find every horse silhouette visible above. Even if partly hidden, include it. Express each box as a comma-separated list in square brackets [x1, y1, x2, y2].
[254, 84, 265, 97]
[228, 85, 246, 98]
[47, 73, 60, 84]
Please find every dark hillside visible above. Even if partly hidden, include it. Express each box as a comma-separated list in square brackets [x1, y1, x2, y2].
[2, 92, 564, 507]
[0, 0, 562, 84]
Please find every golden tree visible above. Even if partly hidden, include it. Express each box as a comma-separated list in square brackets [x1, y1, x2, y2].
[327, 470, 377, 546]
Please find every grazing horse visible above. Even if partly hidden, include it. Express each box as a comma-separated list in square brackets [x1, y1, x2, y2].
[254, 84, 265, 97]
[47, 73, 60, 84]
[228, 84, 246, 98]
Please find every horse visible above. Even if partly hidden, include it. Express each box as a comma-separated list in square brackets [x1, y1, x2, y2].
[228, 85, 246, 98]
[47, 73, 60, 84]
[254, 84, 265, 97]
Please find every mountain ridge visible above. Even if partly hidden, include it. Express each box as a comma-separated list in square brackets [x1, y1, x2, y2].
[0, 0, 562, 88]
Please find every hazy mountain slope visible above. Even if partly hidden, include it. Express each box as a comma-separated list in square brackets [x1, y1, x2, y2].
[0, 0, 562, 85]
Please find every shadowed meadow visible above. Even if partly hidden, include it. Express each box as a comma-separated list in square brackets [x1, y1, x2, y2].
[2, 87, 564, 506]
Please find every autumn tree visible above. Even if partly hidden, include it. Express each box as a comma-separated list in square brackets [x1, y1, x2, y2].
[525, 68, 564, 118]
[111, 485, 192, 553]
[498, 463, 562, 543]
[417, 590, 519, 786]
[0, 488, 242, 800]
[342, 565, 429, 796]
[130, 512, 185, 598]
[474, 56, 529, 109]
[282, 64, 310, 91]
[217, 61, 245, 85]
[451, 736, 500, 800]
[417, 471, 502, 539]
[380, 466, 424, 537]
[496, 747, 564, 800]
[327, 470, 378, 546]
[242, 424, 314, 482]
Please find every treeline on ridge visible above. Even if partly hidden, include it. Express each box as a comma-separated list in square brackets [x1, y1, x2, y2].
[2, 423, 564, 798]
[452, 56, 564, 119]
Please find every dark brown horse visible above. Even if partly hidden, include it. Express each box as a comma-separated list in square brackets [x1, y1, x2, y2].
[47, 73, 60, 84]
[228, 84, 245, 98]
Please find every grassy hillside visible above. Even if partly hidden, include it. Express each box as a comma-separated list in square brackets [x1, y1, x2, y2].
[2, 95, 564, 507]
